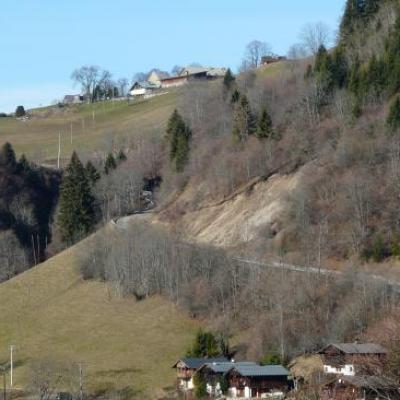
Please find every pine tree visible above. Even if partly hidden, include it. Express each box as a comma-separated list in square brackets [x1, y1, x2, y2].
[117, 149, 127, 163]
[223, 68, 236, 92]
[256, 108, 274, 139]
[231, 89, 240, 104]
[387, 95, 400, 133]
[85, 161, 100, 186]
[188, 329, 220, 358]
[166, 110, 192, 172]
[340, 0, 379, 39]
[331, 45, 348, 89]
[15, 105, 25, 117]
[0, 142, 17, 169]
[232, 95, 256, 142]
[58, 152, 96, 244]
[166, 109, 181, 158]
[104, 152, 117, 174]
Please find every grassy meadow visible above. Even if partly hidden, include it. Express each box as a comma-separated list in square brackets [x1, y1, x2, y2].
[0, 224, 197, 397]
[0, 92, 177, 164]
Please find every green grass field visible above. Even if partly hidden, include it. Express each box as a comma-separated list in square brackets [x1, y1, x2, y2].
[0, 224, 197, 397]
[0, 92, 177, 163]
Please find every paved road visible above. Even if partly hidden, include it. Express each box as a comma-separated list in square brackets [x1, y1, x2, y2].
[110, 212, 400, 294]
[234, 257, 400, 294]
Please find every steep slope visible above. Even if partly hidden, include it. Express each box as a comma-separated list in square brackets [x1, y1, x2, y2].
[0, 223, 197, 397]
[157, 169, 304, 250]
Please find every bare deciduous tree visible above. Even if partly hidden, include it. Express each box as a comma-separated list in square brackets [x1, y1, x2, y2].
[71, 66, 111, 102]
[243, 40, 273, 69]
[300, 22, 332, 56]
[117, 78, 129, 97]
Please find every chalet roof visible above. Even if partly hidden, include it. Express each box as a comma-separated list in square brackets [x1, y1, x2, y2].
[230, 365, 290, 377]
[179, 66, 210, 76]
[148, 70, 170, 80]
[130, 81, 159, 91]
[207, 68, 227, 77]
[160, 75, 188, 82]
[172, 357, 229, 369]
[327, 375, 398, 390]
[320, 343, 387, 355]
[200, 361, 258, 374]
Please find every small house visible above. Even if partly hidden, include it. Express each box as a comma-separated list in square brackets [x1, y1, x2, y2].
[197, 361, 258, 397]
[129, 81, 159, 97]
[160, 75, 189, 88]
[319, 343, 387, 377]
[225, 364, 292, 398]
[147, 70, 170, 87]
[261, 56, 286, 66]
[172, 357, 228, 390]
[63, 94, 85, 104]
[320, 375, 399, 400]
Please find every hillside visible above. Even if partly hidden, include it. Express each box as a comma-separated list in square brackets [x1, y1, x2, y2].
[0, 92, 177, 164]
[0, 221, 197, 397]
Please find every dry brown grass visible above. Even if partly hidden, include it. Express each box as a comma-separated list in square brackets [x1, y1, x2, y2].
[0, 224, 197, 396]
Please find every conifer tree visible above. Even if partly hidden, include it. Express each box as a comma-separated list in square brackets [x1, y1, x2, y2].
[256, 108, 274, 139]
[223, 68, 236, 92]
[18, 154, 30, 172]
[331, 45, 348, 89]
[15, 105, 26, 118]
[187, 329, 220, 358]
[166, 109, 181, 158]
[166, 110, 192, 172]
[0, 142, 17, 169]
[231, 89, 240, 104]
[232, 95, 256, 142]
[117, 149, 127, 163]
[58, 152, 96, 244]
[387, 95, 400, 133]
[104, 152, 117, 174]
[85, 161, 100, 186]
[174, 127, 191, 172]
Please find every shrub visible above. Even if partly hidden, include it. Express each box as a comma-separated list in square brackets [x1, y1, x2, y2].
[193, 373, 207, 399]
[260, 353, 282, 366]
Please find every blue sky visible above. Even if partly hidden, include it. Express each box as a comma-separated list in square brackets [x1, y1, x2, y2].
[0, 0, 346, 112]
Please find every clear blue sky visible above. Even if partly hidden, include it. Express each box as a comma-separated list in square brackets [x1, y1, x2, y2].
[0, 0, 346, 112]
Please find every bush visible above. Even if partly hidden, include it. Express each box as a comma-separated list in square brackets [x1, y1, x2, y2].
[260, 353, 282, 366]
[362, 235, 391, 262]
[15, 105, 26, 117]
[193, 373, 207, 399]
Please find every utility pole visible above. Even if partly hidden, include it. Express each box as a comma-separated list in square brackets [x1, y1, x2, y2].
[2, 367, 5, 400]
[70, 123, 73, 144]
[10, 345, 14, 389]
[57, 132, 61, 169]
[79, 363, 83, 400]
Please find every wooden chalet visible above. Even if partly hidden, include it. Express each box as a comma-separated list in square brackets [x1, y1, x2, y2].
[261, 56, 286, 66]
[319, 343, 387, 377]
[160, 75, 189, 88]
[197, 361, 258, 397]
[320, 375, 400, 400]
[129, 81, 159, 97]
[172, 357, 228, 390]
[225, 365, 292, 398]
[161, 66, 226, 88]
